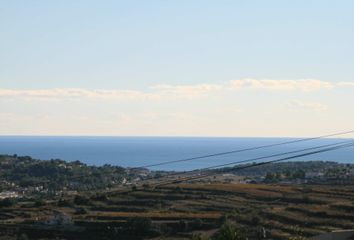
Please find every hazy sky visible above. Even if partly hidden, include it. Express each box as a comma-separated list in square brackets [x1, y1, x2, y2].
[1, 1, 353, 137]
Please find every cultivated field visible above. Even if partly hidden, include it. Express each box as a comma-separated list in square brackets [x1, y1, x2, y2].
[1, 183, 354, 239]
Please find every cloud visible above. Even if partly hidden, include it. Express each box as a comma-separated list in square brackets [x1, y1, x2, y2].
[150, 84, 223, 97]
[151, 79, 335, 95]
[0, 85, 222, 101]
[337, 82, 354, 87]
[228, 79, 334, 91]
[289, 100, 328, 112]
[0, 88, 158, 101]
[0, 79, 350, 102]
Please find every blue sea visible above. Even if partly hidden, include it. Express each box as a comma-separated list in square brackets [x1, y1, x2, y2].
[0, 136, 353, 171]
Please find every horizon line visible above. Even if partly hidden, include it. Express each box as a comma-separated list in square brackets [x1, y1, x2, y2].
[0, 134, 353, 139]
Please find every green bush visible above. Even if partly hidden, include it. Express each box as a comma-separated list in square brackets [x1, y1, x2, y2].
[74, 195, 91, 205]
[212, 222, 246, 240]
[0, 198, 17, 207]
[34, 198, 45, 207]
[57, 198, 73, 207]
[17, 234, 29, 240]
[126, 217, 152, 235]
[74, 207, 87, 215]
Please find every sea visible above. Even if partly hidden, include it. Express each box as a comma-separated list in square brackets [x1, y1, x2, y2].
[0, 136, 353, 171]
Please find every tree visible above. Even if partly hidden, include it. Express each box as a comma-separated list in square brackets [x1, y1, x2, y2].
[0, 198, 17, 207]
[265, 172, 275, 182]
[34, 198, 45, 207]
[292, 170, 305, 179]
[17, 233, 29, 240]
[213, 222, 246, 240]
[284, 169, 292, 178]
[74, 195, 91, 205]
[192, 233, 209, 240]
[126, 217, 152, 235]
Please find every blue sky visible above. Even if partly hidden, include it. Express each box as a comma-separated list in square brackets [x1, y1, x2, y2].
[0, 1, 354, 137]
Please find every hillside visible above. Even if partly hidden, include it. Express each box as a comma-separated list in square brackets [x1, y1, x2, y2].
[1, 154, 353, 193]
[0, 155, 129, 192]
[1, 155, 354, 239]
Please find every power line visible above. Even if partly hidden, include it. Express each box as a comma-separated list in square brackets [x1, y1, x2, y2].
[133, 139, 354, 184]
[50, 131, 354, 186]
[62, 131, 354, 189]
[153, 141, 354, 187]
[132, 130, 354, 169]
[189, 139, 354, 172]
[109, 139, 354, 195]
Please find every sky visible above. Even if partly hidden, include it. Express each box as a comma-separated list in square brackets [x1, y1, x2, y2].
[0, 0, 353, 137]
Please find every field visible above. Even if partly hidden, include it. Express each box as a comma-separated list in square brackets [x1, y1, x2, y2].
[1, 182, 354, 239]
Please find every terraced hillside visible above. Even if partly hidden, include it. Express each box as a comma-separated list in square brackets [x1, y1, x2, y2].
[1, 183, 354, 239]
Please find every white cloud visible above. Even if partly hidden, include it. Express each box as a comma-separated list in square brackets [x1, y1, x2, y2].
[336, 82, 354, 87]
[228, 79, 334, 91]
[289, 100, 328, 112]
[0, 79, 350, 102]
[0, 88, 158, 101]
[0, 84, 222, 101]
[150, 84, 223, 98]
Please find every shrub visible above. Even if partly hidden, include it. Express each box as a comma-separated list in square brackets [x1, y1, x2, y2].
[251, 215, 261, 225]
[0, 198, 17, 207]
[74, 195, 91, 205]
[17, 233, 29, 240]
[74, 207, 87, 215]
[212, 221, 246, 240]
[57, 198, 73, 207]
[92, 194, 108, 201]
[192, 233, 210, 240]
[126, 217, 152, 235]
[34, 198, 45, 207]
[174, 186, 182, 193]
[178, 220, 187, 232]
